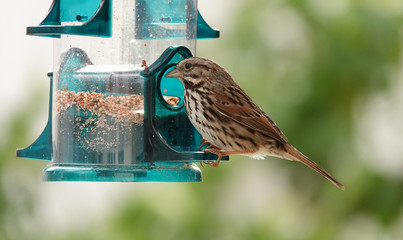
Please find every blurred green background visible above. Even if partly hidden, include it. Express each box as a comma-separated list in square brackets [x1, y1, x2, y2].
[2, 0, 403, 239]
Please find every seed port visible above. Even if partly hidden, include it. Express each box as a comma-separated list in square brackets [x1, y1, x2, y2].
[158, 65, 185, 109]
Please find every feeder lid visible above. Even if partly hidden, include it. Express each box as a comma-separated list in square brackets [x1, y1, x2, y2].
[27, 0, 219, 39]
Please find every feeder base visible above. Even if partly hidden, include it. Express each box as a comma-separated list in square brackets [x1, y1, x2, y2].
[42, 163, 202, 182]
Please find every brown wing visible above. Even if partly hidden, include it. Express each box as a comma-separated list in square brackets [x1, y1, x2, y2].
[212, 89, 288, 143]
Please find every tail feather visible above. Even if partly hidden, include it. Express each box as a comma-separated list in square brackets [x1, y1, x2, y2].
[284, 144, 344, 190]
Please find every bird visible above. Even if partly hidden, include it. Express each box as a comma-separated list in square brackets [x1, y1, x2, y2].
[165, 57, 344, 190]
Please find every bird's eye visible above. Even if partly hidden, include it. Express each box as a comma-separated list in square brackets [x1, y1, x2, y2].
[185, 63, 192, 69]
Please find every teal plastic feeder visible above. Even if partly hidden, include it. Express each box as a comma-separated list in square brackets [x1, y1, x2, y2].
[17, 0, 227, 182]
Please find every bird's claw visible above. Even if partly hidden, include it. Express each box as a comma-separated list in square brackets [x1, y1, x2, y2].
[197, 138, 209, 151]
[202, 147, 222, 155]
[201, 147, 223, 168]
[205, 161, 219, 168]
[199, 160, 219, 168]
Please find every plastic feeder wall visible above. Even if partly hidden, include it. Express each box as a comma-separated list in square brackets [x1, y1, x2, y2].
[16, 0, 227, 182]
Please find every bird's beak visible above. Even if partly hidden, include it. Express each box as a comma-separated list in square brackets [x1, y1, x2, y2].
[165, 67, 181, 78]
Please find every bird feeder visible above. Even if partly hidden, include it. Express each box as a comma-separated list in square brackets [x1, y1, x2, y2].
[17, 0, 227, 182]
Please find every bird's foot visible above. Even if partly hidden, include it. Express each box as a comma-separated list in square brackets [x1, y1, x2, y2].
[201, 147, 223, 168]
[202, 147, 222, 155]
[197, 138, 210, 151]
[199, 160, 218, 168]
[200, 149, 258, 168]
[203, 160, 221, 168]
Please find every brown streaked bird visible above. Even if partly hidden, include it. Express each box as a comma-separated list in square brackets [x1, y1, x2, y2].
[165, 57, 344, 190]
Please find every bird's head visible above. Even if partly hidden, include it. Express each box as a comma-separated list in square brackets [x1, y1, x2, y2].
[165, 57, 231, 88]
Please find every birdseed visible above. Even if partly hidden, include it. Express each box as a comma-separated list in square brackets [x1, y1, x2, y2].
[56, 90, 145, 124]
[56, 90, 180, 125]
